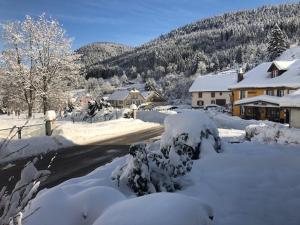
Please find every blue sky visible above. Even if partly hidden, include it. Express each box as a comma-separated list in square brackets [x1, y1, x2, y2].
[0, 0, 298, 49]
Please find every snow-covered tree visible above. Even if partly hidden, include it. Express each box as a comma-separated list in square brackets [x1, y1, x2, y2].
[267, 23, 289, 61]
[0, 14, 82, 117]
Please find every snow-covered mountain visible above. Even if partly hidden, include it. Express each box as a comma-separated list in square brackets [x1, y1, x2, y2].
[76, 42, 133, 78]
[83, 2, 300, 79]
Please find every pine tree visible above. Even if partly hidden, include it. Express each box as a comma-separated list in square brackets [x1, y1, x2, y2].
[267, 23, 289, 61]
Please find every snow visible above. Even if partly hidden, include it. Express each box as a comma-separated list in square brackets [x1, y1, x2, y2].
[277, 46, 300, 61]
[93, 193, 213, 225]
[107, 90, 129, 101]
[0, 119, 160, 163]
[280, 89, 300, 107]
[269, 60, 295, 71]
[161, 111, 219, 151]
[234, 90, 300, 108]
[230, 60, 300, 89]
[15, 110, 300, 225]
[245, 123, 300, 144]
[137, 110, 177, 124]
[45, 110, 56, 121]
[235, 95, 281, 106]
[189, 70, 237, 92]
[24, 186, 126, 225]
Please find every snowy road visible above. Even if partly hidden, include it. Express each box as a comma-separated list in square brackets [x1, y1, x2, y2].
[0, 126, 164, 192]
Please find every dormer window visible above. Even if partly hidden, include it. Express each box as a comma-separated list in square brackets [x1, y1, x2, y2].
[267, 61, 295, 78]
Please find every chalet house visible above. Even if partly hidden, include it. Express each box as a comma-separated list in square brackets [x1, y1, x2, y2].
[189, 70, 238, 108]
[141, 91, 166, 106]
[230, 60, 300, 123]
[107, 89, 145, 108]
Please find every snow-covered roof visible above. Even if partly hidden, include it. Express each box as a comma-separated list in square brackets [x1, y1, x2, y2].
[141, 91, 154, 99]
[235, 95, 281, 106]
[277, 46, 300, 61]
[234, 91, 300, 108]
[108, 90, 129, 101]
[268, 61, 295, 71]
[230, 60, 300, 89]
[280, 89, 300, 107]
[189, 70, 238, 92]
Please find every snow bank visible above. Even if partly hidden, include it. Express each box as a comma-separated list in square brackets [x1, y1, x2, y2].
[93, 193, 213, 225]
[137, 110, 176, 124]
[24, 186, 126, 225]
[206, 110, 286, 130]
[245, 124, 300, 144]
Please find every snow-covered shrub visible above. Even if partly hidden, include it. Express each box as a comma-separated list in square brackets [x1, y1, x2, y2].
[112, 143, 155, 196]
[0, 160, 50, 225]
[245, 124, 300, 144]
[112, 111, 221, 196]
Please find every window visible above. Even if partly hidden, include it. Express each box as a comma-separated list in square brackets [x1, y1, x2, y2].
[240, 90, 246, 99]
[198, 92, 202, 98]
[271, 70, 279, 78]
[211, 100, 216, 104]
[211, 92, 215, 98]
[266, 89, 274, 96]
[219, 92, 223, 96]
[197, 100, 203, 106]
[277, 89, 284, 97]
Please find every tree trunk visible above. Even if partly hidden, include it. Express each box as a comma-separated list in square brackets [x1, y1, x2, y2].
[28, 103, 33, 118]
[43, 96, 48, 115]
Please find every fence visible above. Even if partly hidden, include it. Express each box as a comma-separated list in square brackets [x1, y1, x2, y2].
[0, 123, 45, 140]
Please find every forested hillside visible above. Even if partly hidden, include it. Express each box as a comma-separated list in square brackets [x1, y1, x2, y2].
[76, 42, 133, 77]
[84, 3, 300, 79]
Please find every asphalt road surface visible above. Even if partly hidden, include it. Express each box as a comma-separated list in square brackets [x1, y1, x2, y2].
[0, 126, 164, 192]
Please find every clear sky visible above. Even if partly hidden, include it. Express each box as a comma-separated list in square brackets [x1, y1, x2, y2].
[0, 0, 298, 49]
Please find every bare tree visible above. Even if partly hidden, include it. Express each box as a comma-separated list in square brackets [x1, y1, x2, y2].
[0, 14, 83, 117]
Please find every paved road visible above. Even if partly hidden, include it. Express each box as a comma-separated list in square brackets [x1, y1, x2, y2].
[0, 126, 164, 191]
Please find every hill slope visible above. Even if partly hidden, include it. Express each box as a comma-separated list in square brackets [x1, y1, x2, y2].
[76, 42, 133, 78]
[86, 3, 300, 79]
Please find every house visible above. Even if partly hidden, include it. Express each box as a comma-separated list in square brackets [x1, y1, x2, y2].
[189, 70, 238, 108]
[230, 60, 300, 123]
[107, 89, 145, 108]
[141, 91, 166, 106]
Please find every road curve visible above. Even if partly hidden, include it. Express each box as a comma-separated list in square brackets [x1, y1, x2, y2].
[0, 126, 164, 191]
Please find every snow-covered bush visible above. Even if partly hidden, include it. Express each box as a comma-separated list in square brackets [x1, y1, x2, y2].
[0, 159, 50, 225]
[112, 111, 221, 196]
[245, 124, 300, 144]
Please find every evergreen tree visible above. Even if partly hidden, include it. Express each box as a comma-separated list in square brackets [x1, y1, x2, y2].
[267, 23, 289, 61]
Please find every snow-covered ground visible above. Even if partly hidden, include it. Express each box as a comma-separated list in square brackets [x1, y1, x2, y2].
[21, 110, 300, 225]
[0, 118, 160, 163]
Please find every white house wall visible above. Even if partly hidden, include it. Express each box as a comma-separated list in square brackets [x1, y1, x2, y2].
[290, 108, 300, 128]
[191, 91, 231, 107]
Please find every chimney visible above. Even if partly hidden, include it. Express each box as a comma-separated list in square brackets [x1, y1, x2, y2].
[237, 68, 244, 82]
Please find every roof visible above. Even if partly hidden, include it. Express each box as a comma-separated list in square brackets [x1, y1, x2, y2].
[189, 70, 238, 92]
[235, 95, 281, 106]
[230, 60, 300, 89]
[108, 90, 129, 101]
[234, 90, 300, 108]
[267, 61, 295, 71]
[141, 91, 157, 99]
[280, 89, 300, 107]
